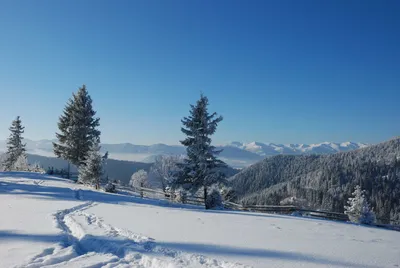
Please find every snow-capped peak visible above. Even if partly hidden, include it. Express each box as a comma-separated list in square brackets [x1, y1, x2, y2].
[225, 141, 368, 156]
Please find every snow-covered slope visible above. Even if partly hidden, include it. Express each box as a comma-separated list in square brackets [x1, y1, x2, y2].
[1, 172, 399, 267]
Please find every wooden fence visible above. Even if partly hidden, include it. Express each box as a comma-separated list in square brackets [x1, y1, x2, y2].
[121, 185, 400, 226]
[226, 202, 400, 225]
[118, 185, 206, 206]
[47, 169, 79, 181]
[224, 201, 350, 221]
[123, 186, 350, 220]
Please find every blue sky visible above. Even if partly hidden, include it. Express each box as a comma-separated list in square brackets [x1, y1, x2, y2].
[0, 0, 399, 145]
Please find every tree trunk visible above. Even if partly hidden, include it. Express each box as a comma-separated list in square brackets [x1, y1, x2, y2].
[204, 186, 209, 209]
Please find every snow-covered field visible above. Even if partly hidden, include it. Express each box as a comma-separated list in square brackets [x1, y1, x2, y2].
[0, 172, 399, 268]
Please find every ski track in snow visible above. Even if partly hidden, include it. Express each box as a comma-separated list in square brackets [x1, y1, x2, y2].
[18, 190, 249, 268]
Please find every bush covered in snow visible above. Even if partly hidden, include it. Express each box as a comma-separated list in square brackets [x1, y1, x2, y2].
[344, 185, 376, 225]
[104, 181, 117, 193]
[206, 186, 223, 209]
[174, 188, 188, 204]
[220, 186, 236, 202]
[280, 196, 310, 208]
[130, 170, 149, 189]
[13, 154, 29, 171]
[30, 162, 45, 173]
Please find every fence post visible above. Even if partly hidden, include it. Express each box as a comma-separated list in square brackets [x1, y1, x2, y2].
[67, 162, 70, 180]
[140, 182, 144, 198]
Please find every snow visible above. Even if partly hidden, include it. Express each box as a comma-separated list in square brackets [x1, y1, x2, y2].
[1, 172, 400, 268]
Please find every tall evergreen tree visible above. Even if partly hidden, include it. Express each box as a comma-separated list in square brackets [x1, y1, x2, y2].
[78, 142, 103, 189]
[175, 94, 226, 209]
[3, 116, 27, 171]
[53, 85, 100, 167]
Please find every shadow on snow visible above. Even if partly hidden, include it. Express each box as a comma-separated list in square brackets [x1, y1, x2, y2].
[0, 230, 376, 268]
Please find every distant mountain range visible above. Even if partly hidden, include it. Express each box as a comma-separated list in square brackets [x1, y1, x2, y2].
[226, 141, 368, 156]
[0, 139, 368, 168]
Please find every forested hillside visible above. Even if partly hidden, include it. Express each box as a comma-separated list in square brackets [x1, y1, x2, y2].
[230, 137, 400, 223]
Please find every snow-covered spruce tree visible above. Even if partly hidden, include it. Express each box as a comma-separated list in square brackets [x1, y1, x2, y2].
[3, 116, 27, 171]
[78, 142, 103, 189]
[53, 85, 101, 167]
[344, 185, 376, 225]
[175, 94, 226, 209]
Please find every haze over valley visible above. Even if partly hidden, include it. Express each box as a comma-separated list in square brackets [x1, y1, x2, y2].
[0, 138, 369, 168]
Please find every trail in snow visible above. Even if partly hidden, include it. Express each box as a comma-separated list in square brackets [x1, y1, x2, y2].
[19, 196, 249, 268]
[20, 201, 95, 268]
